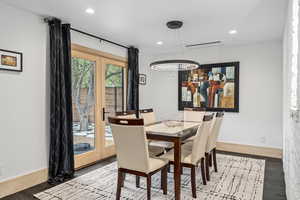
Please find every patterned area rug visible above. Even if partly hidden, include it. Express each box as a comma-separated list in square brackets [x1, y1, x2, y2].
[34, 154, 265, 200]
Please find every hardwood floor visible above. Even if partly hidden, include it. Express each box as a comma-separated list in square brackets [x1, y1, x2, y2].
[0, 151, 286, 200]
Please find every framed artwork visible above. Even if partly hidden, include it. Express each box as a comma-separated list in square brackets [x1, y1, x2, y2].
[178, 61, 239, 112]
[0, 49, 23, 72]
[139, 74, 146, 85]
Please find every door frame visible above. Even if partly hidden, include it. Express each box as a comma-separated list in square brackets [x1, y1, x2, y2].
[71, 44, 127, 169]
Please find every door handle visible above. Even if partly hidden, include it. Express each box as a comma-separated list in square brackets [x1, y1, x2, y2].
[102, 108, 110, 121]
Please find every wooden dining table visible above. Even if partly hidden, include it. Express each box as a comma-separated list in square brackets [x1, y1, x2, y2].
[145, 120, 200, 200]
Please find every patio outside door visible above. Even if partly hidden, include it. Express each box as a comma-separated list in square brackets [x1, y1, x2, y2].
[71, 47, 126, 169]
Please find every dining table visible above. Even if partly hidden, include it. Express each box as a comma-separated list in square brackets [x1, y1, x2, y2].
[145, 120, 200, 200]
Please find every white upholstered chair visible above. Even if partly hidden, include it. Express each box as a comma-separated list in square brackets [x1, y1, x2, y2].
[140, 108, 156, 125]
[160, 114, 214, 198]
[108, 117, 169, 200]
[140, 108, 173, 152]
[183, 112, 224, 181]
[183, 108, 206, 142]
[205, 112, 224, 180]
[115, 110, 165, 157]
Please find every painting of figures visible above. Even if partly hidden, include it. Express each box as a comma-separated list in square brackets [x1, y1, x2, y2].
[178, 62, 239, 112]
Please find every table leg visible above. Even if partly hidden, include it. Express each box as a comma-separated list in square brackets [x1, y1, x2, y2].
[173, 138, 181, 200]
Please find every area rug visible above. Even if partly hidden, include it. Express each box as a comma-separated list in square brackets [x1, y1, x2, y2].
[34, 154, 265, 200]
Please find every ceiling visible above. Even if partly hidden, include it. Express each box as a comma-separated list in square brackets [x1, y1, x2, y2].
[2, 0, 287, 54]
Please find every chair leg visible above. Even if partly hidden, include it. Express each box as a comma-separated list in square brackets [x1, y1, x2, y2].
[205, 153, 210, 181]
[121, 173, 126, 187]
[191, 166, 197, 198]
[161, 166, 168, 195]
[213, 148, 218, 172]
[147, 175, 152, 200]
[209, 153, 213, 167]
[200, 157, 207, 185]
[116, 169, 122, 200]
[167, 165, 171, 173]
[136, 175, 140, 188]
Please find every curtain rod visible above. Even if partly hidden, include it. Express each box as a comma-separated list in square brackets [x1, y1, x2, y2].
[70, 28, 129, 50]
[44, 17, 129, 49]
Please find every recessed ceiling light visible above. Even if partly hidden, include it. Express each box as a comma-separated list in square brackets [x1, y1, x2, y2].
[85, 8, 95, 14]
[229, 30, 237, 35]
[156, 41, 163, 45]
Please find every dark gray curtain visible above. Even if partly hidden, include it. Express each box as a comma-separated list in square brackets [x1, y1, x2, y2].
[127, 47, 139, 117]
[48, 18, 74, 183]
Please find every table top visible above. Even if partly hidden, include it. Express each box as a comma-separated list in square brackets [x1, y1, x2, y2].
[145, 120, 200, 140]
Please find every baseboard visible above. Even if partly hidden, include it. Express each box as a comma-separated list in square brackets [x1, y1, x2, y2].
[0, 168, 48, 198]
[217, 142, 283, 159]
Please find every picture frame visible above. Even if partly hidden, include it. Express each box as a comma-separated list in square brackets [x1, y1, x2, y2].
[178, 61, 239, 112]
[139, 74, 147, 85]
[0, 49, 23, 72]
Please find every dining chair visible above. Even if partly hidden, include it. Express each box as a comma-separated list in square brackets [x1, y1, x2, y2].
[115, 111, 165, 157]
[140, 108, 173, 152]
[108, 117, 169, 200]
[183, 107, 206, 143]
[115, 110, 137, 119]
[204, 112, 224, 181]
[160, 114, 214, 198]
[183, 107, 206, 122]
[140, 108, 156, 125]
[182, 112, 224, 181]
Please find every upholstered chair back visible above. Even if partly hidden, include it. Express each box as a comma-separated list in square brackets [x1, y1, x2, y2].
[191, 114, 214, 165]
[206, 112, 224, 152]
[116, 110, 137, 119]
[183, 108, 206, 122]
[108, 117, 150, 173]
[140, 108, 156, 125]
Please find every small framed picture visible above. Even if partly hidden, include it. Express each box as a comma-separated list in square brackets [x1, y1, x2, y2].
[0, 49, 23, 72]
[139, 74, 146, 85]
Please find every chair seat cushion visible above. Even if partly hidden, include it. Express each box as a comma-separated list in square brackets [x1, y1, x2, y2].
[149, 140, 173, 148]
[183, 140, 217, 153]
[160, 148, 192, 165]
[148, 145, 165, 157]
[148, 157, 169, 173]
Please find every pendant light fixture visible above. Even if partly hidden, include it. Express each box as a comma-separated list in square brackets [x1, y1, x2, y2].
[150, 20, 200, 71]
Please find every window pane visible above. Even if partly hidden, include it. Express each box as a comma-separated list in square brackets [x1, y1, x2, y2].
[71, 57, 96, 155]
[105, 64, 124, 146]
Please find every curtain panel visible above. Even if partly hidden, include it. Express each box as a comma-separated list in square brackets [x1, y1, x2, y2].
[48, 19, 74, 183]
[127, 47, 140, 117]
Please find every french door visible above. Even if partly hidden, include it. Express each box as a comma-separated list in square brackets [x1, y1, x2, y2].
[71, 47, 126, 169]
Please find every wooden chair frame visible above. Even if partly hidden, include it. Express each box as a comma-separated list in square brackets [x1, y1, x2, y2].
[108, 117, 168, 200]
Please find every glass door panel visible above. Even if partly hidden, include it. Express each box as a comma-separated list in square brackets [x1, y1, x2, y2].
[71, 50, 101, 169]
[101, 58, 126, 157]
[72, 57, 96, 155]
[104, 64, 125, 146]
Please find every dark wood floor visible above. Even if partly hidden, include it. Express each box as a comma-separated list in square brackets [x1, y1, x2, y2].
[1, 151, 286, 200]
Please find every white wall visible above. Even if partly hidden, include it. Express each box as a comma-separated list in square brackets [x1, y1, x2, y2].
[140, 41, 283, 149]
[0, 3, 127, 184]
[71, 31, 127, 58]
[0, 3, 49, 181]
